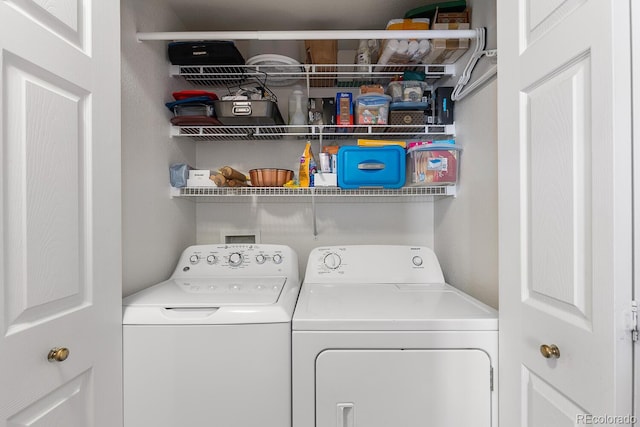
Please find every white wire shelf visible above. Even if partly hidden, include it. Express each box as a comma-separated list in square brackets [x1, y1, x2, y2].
[170, 124, 455, 141]
[171, 63, 454, 88]
[171, 185, 456, 199]
[150, 27, 491, 96]
[138, 29, 480, 42]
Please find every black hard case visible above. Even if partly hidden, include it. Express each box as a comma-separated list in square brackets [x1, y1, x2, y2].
[168, 41, 245, 65]
[213, 100, 285, 126]
[435, 86, 455, 125]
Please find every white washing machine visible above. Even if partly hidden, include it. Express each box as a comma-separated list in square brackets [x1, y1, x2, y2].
[123, 244, 300, 427]
[292, 245, 498, 427]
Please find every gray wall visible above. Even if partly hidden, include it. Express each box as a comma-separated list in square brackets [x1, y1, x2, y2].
[435, 0, 499, 308]
[121, 0, 196, 296]
[435, 79, 498, 308]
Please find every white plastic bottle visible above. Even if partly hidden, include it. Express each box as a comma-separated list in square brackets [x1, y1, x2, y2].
[288, 86, 307, 132]
[356, 39, 370, 71]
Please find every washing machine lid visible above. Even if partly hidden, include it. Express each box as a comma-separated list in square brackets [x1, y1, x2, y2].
[292, 282, 497, 331]
[123, 277, 295, 325]
[124, 277, 286, 306]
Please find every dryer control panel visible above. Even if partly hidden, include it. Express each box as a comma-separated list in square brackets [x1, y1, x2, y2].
[305, 245, 445, 284]
[172, 244, 298, 279]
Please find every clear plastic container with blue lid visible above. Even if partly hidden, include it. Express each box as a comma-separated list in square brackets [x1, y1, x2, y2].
[386, 80, 429, 102]
[355, 94, 392, 125]
[406, 140, 461, 186]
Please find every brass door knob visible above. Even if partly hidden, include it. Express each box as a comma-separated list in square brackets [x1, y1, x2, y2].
[539, 344, 560, 359]
[47, 347, 70, 362]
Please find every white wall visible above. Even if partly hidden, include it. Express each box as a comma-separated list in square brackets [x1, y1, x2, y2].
[121, 0, 197, 296]
[194, 136, 435, 276]
[197, 198, 435, 276]
[434, 0, 498, 308]
[434, 0, 499, 308]
[434, 79, 498, 308]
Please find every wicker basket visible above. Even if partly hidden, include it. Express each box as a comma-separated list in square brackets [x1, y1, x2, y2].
[389, 110, 425, 126]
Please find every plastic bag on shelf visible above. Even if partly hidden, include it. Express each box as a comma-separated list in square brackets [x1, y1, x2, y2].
[169, 163, 193, 188]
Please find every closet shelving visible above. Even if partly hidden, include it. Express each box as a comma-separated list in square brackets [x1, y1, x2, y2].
[142, 29, 475, 200]
[170, 63, 455, 88]
[170, 62, 456, 140]
[152, 28, 483, 142]
[171, 123, 456, 141]
[171, 185, 456, 199]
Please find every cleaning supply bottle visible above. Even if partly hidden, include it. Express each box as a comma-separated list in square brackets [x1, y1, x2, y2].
[288, 86, 307, 132]
[298, 141, 313, 187]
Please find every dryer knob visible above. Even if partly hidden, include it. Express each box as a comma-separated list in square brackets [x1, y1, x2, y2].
[323, 253, 341, 269]
[206, 255, 218, 265]
[412, 256, 423, 266]
[272, 254, 283, 264]
[189, 255, 199, 265]
[255, 254, 266, 264]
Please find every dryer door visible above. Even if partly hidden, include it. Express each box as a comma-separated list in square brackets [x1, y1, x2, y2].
[316, 349, 492, 427]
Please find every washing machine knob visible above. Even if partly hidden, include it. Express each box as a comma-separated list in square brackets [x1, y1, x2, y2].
[206, 255, 218, 265]
[412, 256, 423, 266]
[255, 254, 266, 264]
[228, 252, 243, 267]
[323, 252, 341, 269]
[189, 255, 199, 265]
[272, 254, 283, 264]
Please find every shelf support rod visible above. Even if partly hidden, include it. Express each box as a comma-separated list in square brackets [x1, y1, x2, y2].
[311, 188, 318, 237]
[137, 29, 481, 42]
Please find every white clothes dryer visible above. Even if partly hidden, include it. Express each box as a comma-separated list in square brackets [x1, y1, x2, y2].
[292, 245, 498, 427]
[123, 244, 300, 427]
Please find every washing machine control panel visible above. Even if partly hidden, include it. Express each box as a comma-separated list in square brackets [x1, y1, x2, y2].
[305, 246, 446, 284]
[173, 244, 297, 279]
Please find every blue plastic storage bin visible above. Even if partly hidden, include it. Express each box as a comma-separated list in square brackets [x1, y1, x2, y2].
[337, 146, 406, 189]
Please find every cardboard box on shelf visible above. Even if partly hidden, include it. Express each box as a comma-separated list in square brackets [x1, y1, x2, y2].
[313, 172, 338, 187]
[305, 40, 337, 87]
[435, 8, 471, 24]
[422, 23, 470, 64]
[336, 92, 354, 126]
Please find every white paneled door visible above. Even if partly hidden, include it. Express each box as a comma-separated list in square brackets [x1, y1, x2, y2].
[498, 0, 633, 426]
[0, 1, 122, 427]
[634, 0, 640, 419]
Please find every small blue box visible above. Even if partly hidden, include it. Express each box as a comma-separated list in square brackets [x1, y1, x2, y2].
[337, 146, 406, 189]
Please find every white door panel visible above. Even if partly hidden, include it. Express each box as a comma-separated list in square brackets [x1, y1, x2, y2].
[523, 368, 587, 427]
[3, 52, 89, 333]
[523, 53, 592, 328]
[498, 0, 633, 424]
[523, 0, 588, 48]
[0, 1, 121, 426]
[4, 0, 88, 51]
[7, 371, 92, 427]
